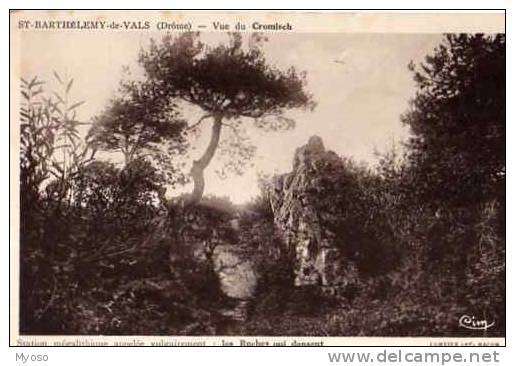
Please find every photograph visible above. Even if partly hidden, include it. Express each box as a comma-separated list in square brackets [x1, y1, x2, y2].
[10, 10, 506, 345]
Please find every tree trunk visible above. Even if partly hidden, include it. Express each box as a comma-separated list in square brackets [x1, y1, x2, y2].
[186, 114, 223, 206]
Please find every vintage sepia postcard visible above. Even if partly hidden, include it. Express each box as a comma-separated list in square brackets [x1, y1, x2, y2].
[9, 10, 506, 346]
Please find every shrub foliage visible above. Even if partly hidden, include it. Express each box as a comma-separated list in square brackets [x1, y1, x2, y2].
[19, 34, 505, 336]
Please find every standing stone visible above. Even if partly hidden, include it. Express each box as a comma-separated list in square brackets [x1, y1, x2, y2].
[269, 136, 358, 290]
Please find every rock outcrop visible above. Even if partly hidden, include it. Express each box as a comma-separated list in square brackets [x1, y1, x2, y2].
[213, 244, 258, 299]
[168, 202, 259, 303]
[270, 136, 358, 291]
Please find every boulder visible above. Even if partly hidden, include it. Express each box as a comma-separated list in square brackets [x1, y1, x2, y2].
[213, 244, 258, 299]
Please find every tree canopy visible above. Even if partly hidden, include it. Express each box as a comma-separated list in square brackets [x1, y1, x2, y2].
[88, 78, 188, 186]
[402, 33, 505, 206]
[137, 32, 314, 204]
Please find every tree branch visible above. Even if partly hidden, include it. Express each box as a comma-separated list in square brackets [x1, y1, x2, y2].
[35, 275, 58, 320]
[187, 113, 212, 131]
[222, 122, 245, 142]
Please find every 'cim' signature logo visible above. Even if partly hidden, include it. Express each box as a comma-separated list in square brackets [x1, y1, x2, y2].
[459, 315, 494, 331]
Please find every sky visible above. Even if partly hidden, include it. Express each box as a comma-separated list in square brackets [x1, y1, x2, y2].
[20, 31, 444, 203]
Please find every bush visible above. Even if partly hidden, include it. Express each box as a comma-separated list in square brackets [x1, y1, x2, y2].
[19, 74, 220, 335]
